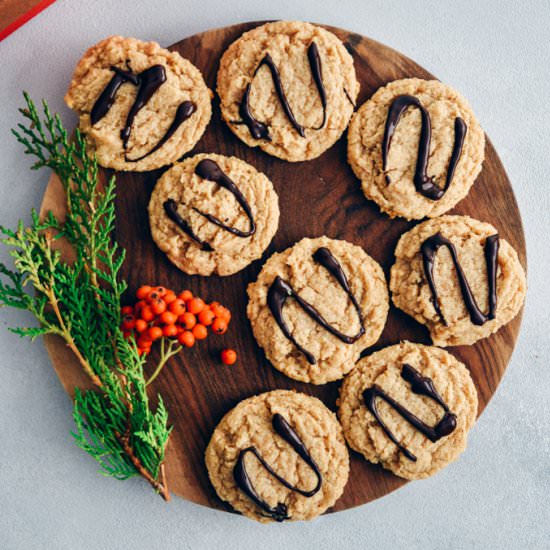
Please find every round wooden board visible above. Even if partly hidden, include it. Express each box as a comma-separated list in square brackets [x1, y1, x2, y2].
[41, 22, 526, 514]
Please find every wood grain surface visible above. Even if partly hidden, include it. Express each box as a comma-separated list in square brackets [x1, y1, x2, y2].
[40, 22, 526, 514]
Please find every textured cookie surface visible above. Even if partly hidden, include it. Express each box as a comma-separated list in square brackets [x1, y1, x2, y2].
[247, 237, 388, 384]
[217, 21, 359, 162]
[338, 342, 478, 479]
[347, 78, 485, 219]
[65, 36, 212, 171]
[148, 153, 279, 276]
[205, 390, 349, 523]
[390, 215, 526, 346]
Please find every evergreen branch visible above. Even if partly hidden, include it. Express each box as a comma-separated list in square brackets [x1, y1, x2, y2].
[2, 94, 172, 499]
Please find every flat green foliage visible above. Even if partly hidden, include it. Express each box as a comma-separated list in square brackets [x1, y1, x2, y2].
[0, 94, 171, 487]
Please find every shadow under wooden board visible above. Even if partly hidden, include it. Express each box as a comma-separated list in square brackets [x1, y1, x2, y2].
[40, 22, 526, 514]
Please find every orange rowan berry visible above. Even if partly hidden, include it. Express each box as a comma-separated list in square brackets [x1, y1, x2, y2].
[179, 312, 196, 330]
[162, 324, 178, 338]
[169, 298, 186, 316]
[160, 311, 177, 325]
[178, 290, 193, 302]
[135, 319, 148, 333]
[221, 349, 237, 365]
[178, 331, 195, 347]
[198, 309, 215, 326]
[136, 286, 152, 300]
[187, 297, 205, 315]
[192, 324, 208, 340]
[211, 317, 228, 335]
[148, 326, 163, 341]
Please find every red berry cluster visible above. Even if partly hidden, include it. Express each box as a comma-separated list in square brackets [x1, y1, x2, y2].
[121, 285, 233, 358]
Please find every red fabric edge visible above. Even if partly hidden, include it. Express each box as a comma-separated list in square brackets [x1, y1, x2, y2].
[0, 0, 57, 42]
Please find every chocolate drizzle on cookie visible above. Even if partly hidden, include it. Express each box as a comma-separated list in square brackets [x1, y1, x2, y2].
[119, 65, 167, 148]
[126, 101, 196, 162]
[91, 64, 197, 161]
[163, 199, 212, 251]
[192, 159, 256, 237]
[162, 159, 256, 251]
[233, 413, 322, 522]
[421, 232, 499, 326]
[267, 247, 365, 365]
[382, 95, 467, 200]
[363, 364, 457, 462]
[91, 66, 139, 125]
[307, 42, 327, 130]
[238, 42, 328, 139]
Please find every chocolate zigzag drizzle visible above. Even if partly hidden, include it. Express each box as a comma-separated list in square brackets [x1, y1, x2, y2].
[126, 101, 196, 162]
[363, 364, 457, 462]
[162, 159, 256, 251]
[421, 232, 499, 326]
[267, 247, 365, 365]
[239, 42, 328, 140]
[119, 65, 167, 149]
[193, 159, 256, 237]
[307, 42, 327, 130]
[163, 199, 212, 252]
[382, 95, 467, 200]
[90, 64, 197, 162]
[233, 413, 322, 522]
[91, 66, 139, 124]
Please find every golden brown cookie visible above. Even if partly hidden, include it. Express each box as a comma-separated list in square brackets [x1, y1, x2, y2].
[338, 342, 478, 479]
[65, 36, 212, 171]
[390, 215, 526, 346]
[347, 78, 485, 219]
[217, 21, 359, 162]
[148, 153, 279, 276]
[247, 237, 389, 384]
[205, 390, 349, 523]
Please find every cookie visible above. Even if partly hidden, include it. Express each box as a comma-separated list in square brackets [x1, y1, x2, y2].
[390, 215, 526, 346]
[148, 153, 279, 276]
[338, 342, 478, 479]
[347, 78, 485, 219]
[65, 36, 212, 171]
[247, 237, 388, 384]
[205, 390, 349, 523]
[217, 21, 359, 162]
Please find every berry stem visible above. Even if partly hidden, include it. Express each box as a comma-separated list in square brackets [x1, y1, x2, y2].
[145, 337, 182, 387]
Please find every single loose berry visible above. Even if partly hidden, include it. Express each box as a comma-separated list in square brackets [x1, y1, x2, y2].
[121, 305, 134, 315]
[221, 349, 237, 365]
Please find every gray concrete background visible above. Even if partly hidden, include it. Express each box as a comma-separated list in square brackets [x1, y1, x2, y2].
[0, 1, 548, 548]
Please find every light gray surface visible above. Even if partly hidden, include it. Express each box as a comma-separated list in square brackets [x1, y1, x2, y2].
[0, 1, 548, 548]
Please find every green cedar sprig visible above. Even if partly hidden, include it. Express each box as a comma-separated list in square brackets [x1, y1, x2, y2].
[0, 93, 171, 499]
